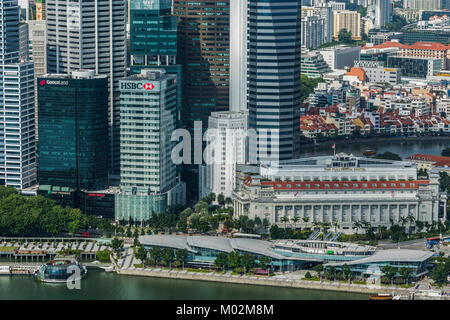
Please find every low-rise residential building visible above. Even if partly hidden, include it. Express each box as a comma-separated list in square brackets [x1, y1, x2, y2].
[406, 154, 450, 175]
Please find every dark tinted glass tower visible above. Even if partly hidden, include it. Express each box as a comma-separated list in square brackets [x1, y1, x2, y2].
[37, 70, 109, 191]
[247, 0, 301, 163]
[173, 0, 230, 131]
[129, 0, 182, 125]
[173, 0, 230, 202]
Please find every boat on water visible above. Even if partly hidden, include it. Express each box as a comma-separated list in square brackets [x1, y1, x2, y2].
[363, 149, 376, 156]
[369, 293, 393, 300]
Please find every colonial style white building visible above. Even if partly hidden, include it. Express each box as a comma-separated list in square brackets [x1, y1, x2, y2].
[233, 153, 447, 234]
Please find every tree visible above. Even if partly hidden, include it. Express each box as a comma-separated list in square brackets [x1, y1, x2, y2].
[135, 245, 148, 264]
[291, 216, 300, 230]
[161, 248, 175, 268]
[338, 28, 353, 44]
[149, 246, 162, 265]
[333, 221, 340, 233]
[228, 251, 241, 269]
[194, 201, 209, 213]
[381, 265, 397, 285]
[217, 194, 225, 206]
[352, 221, 362, 234]
[375, 151, 402, 161]
[241, 253, 255, 272]
[176, 249, 189, 269]
[258, 256, 272, 270]
[342, 264, 352, 282]
[225, 197, 233, 206]
[431, 262, 448, 287]
[399, 267, 412, 285]
[215, 252, 229, 270]
[313, 264, 324, 281]
[269, 224, 282, 239]
[111, 238, 124, 257]
[302, 217, 310, 229]
[442, 148, 450, 157]
[386, 15, 408, 32]
[326, 266, 337, 281]
[262, 218, 270, 230]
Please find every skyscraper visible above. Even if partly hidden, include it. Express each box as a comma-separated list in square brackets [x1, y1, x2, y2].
[116, 69, 186, 222]
[375, 0, 391, 29]
[0, 0, 37, 189]
[37, 70, 109, 191]
[231, 0, 301, 163]
[28, 19, 47, 140]
[173, 0, 230, 131]
[46, 0, 127, 175]
[129, 0, 182, 123]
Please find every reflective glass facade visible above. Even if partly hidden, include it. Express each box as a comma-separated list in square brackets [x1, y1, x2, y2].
[37, 74, 109, 190]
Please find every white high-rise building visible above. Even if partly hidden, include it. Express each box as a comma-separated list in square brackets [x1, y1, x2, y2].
[28, 20, 47, 141]
[302, 15, 326, 49]
[375, 0, 391, 28]
[403, 0, 443, 10]
[229, 0, 248, 113]
[46, 0, 127, 175]
[199, 111, 248, 199]
[0, 0, 37, 189]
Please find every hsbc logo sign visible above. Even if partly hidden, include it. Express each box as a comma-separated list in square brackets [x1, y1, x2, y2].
[121, 82, 155, 90]
[143, 83, 154, 90]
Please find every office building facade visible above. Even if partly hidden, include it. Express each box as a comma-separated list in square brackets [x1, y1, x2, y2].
[116, 69, 186, 222]
[46, 0, 127, 175]
[0, 0, 37, 189]
[173, 0, 230, 131]
[199, 111, 248, 199]
[245, 0, 301, 164]
[37, 70, 109, 190]
[333, 10, 361, 40]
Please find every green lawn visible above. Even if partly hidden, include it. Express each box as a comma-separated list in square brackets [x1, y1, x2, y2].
[0, 246, 18, 252]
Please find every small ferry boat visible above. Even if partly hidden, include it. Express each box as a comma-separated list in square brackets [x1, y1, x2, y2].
[363, 149, 376, 156]
[369, 293, 393, 300]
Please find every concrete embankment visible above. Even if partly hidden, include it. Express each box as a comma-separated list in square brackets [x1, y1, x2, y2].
[117, 268, 411, 296]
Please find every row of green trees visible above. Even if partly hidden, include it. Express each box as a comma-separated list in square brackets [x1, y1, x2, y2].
[134, 244, 190, 269]
[0, 187, 111, 236]
[214, 252, 272, 274]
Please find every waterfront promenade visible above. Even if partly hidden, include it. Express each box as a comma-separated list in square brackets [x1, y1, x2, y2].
[117, 267, 450, 299]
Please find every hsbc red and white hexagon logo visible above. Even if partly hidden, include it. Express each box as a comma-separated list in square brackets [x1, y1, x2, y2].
[39, 80, 46, 86]
[143, 83, 154, 90]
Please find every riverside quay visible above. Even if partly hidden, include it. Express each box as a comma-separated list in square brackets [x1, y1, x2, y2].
[138, 235, 433, 278]
[233, 153, 447, 233]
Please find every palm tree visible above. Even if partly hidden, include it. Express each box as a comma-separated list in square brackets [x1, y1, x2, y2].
[399, 216, 408, 233]
[302, 217, 310, 229]
[352, 221, 362, 234]
[407, 214, 416, 233]
[280, 216, 290, 230]
[291, 216, 300, 230]
[312, 221, 321, 231]
[322, 222, 331, 233]
[333, 221, 340, 233]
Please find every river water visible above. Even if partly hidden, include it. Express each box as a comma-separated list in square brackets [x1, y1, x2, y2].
[0, 269, 368, 300]
[298, 138, 450, 159]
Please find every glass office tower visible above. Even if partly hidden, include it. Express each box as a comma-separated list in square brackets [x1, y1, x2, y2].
[116, 69, 186, 223]
[37, 70, 109, 190]
[246, 0, 301, 164]
[129, 0, 182, 124]
[0, 0, 37, 189]
[173, 0, 230, 130]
